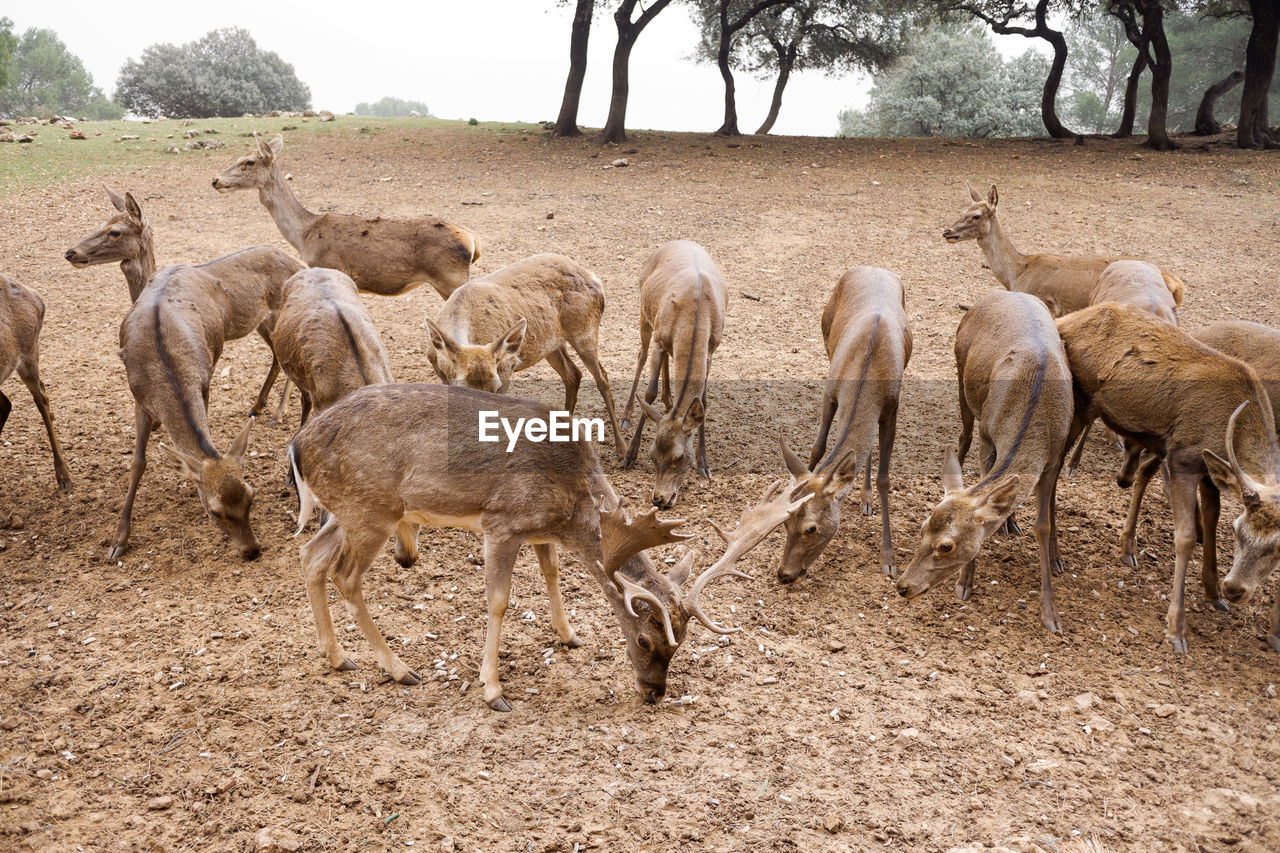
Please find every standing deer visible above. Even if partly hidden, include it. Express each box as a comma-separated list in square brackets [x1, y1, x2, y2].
[212, 134, 479, 298]
[288, 383, 808, 710]
[621, 241, 728, 509]
[0, 274, 72, 491]
[111, 265, 260, 561]
[777, 267, 912, 584]
[64, 187, 304, 415]
[1055, 302, 1280, 652]
[943, 183, 1185, 317]
[425, 254, 625, 454]
[896, 291, 1073, 634]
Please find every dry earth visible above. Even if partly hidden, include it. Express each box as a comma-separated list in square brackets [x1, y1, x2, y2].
[1, 122, 1278, 852]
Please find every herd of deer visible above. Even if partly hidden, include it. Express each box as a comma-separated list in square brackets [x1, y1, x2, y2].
[0, 134, 1275, 712]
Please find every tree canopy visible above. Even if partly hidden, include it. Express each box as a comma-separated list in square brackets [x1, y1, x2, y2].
[0, 26, 121, 119]
[354, 96, 431, 117]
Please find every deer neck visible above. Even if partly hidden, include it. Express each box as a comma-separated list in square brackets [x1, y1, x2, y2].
[122, 229, 157, 302]
[978, 214, 1029, 290]
[257, 168, 318, 251]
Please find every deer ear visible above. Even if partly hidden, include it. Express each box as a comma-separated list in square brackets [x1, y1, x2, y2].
[668, 550, 697, 586]
[684, 397, 706, 428]
[779, 436, 809, 479]
[941, 446, 964, 495]
[426, 318, 459, 359]
[105, 185, 128, 212]
[268, 134, 284, 155]
[975, 476, 1022, 523]
[987, 184, 999, 209]
[227, 416, 254, 461]
[124, 192, 145, 225]
[967, 180, 983, 203]
[489, 319, 526, 364]
[1203, 449, 1259, 508]
[161, 444, 204, 480]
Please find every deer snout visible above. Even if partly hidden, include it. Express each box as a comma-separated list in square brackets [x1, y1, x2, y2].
[652, 490, 677, 510]
[1222, 577, 1252, 604]
[637, 679, 666, 704]
[240, 542, 262, 561]
[942, 229, 959, 243]
[777, 563, 806, 585]
[895, 577, 927, 599]
[211, 178, 221, 189]
[64, 248, 87, 266]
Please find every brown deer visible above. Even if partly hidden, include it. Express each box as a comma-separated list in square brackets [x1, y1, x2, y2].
[621, 241, 728, 509]
[64, 187, 304, 415]
[212, 134, 479, 298]
[287, 383, 809, 710]
[776, 266, 912, 584]
[943, 183, 1185, 317]
[895, 291, 1073, 634]
[424, 254, 625, 454]
[1055, 301, 1280, 652]
[0, 274, 72, 491]
[111, 265, 260, 561]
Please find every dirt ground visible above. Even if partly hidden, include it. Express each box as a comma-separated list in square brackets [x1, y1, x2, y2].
[1, 122, 1278, 853]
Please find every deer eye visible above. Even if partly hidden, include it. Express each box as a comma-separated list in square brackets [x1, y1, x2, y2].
[971, 214, 981, 221]
[637, 636, 652, 651]
[108, 229, 121, 237]
[938, 542, 954, 554]
[244, 159, 255, 167]
[803, 524, 817, 536]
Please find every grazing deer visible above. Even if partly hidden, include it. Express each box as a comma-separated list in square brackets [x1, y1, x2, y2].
[212, 134, 479, 298]
[943, 183, 1185, 317]
[64, 187, 304, 415]
[776, 267, 912, 584]
[111, 265, 260, 561]
[1055, 302, 1280, 652]
[425, 254, 625, 454]
[288, 383, 808, 710]
[621, 241, 728, 509]
[895, 291, 1073, 634]
[0, 274, 72, 491]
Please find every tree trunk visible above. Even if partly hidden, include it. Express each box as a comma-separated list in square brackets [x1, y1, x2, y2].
[714, 1, 740, 135]
[599, 0, 674, 144]
[1142, 1, 1177, 150]
[1238, 0, 1279, 149]
[553, 0, 594, 138]
[755, 46, 795, 135]
[1113, 33, 1147, 138]
[1041, 27, 1074, 139]
[1195, 69, 1244, 135]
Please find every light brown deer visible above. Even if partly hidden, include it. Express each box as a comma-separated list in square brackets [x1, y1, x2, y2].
[287, 383, 808, 710]
[943, 183, 1186, 317]
[1055, 301, 1280, 652]
[111, 265, 260, 561]
[425, 254, 624, 454]
[0, 274, 72, 491]
[895, 291, 1073, 634]
[777, 267, 912, 584]
[621, 241, 728, 509]
[212, 134, 479, 298]
[64, 187, 304, 415]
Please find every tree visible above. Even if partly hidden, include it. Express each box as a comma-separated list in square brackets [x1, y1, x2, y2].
[600, 0, 676, 143]
[354, 96, 430, 117]
[690, 0, 795, 136]
[0, 27, 121, 119]
[0, 19, 15, 92]
[1139, 0, 1177, 149]
[1064, 11, 1134, 133]
[115, 27, 310, 118]
[553, 0, 595, 137]
[1237, 0, 1278, 147]
[1106, 0, 1149, 136]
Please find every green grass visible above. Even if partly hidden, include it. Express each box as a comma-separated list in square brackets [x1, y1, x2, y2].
[0, 115, 542, 196]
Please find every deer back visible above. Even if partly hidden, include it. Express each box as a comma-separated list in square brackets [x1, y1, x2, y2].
[1089, 260, 1178, 325]
[196, 246, 305, 340]
[0, 275, 44, 382]
[1193, 320, 1280, 430]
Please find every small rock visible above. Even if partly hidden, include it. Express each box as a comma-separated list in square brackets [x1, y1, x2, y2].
[1266, 684, 1276, 699]
[146, 795, 173, 810]
[254, 826, 302, 852]
[822, 812, 845, 833]
[897, 727, 921, 740]
[611, 158, 629, 167]
[1084, 715, 1113, 733]
[1152, 703, 1177, 718]
[1204, 788, 1260, 817]
[69, 130, 86, 140]
[34, 768, 53, 780]
[1072, 692, 1100, 710]
[827, 639, 846, 652]
[1015, 690, 1040, 706]
[440, 837, 456, 852]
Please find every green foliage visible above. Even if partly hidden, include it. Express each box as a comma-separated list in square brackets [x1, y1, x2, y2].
[114, 27, 311, 118]
[353, 96, 430, 118]
[1063, 10, 1134, 133]
[837, 23, 1050, 137]
[0, 27, 122, 119]
[0, 18, 15, 92]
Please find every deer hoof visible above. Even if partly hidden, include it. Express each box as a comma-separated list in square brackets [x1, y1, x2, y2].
[396, 669, 420, 686]
[1042, 616, 1062, 634]
[394, 552, 417, 569]
[955, 582, 972, 602]
[487, 696, 512, 713]
[562, 635, 585, 649]
[1001, 518, 1022, 536]
[57, 477, 74, 492]
[1051, 559, 1065, 575]
[1167, 635, 1188, 655]
[860, 501, 874, 517]
[1211, 598, 1230, 613]
[881, 563, 897, 580]
[1121, 552, 1138, 568]
[337, 658, 358, 672]
[106, 544, 127, 561]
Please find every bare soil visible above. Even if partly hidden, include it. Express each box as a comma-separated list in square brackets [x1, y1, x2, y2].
[1, 124, 1278, 853]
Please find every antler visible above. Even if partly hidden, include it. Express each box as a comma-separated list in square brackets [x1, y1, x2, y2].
[599, 504, 692, 575]
[685, 479, 814, 634]
[612, 569, 679, 647]
[1225, 400, 1263, 505]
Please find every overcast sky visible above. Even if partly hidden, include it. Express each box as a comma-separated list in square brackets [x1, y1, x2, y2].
[10, 2, 1034, 136]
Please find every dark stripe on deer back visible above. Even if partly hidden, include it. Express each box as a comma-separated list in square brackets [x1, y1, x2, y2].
[336, 310, 372, 385]
[673, 266, 706, 413]
[818, 316, 881, 473]
[974, 356, 1046, 490]
[153, 300, 219, 458]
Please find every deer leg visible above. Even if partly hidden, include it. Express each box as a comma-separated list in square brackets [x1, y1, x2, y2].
[330, 526, 420, 684]
[108, 404, 154, 561]
[1120, 451, 1162, 567]
[17, 355, 72, 490]
[808, 394, 837, 469]
[1064, 419, 1093, 479]
[878, 406, 898, 578]
[250, 324, 282, 417]
[1268, 593, 1280, 652]
[1165, 466, 1200, 654]
[620, 324, 652, 431]
[1035, 469, 1062, 633]
[300, 515, 358, 673]
[480, 535, 523, 712]
[1116, 441, 1145, 488]
[696, 388, 711, 479]
[571, 336, 626, 456]
[533, 543, 582, 648]
[661, 356, 672, 410]
[623, 351, 666, 470]
[1198, 478, 1228, 612]
[299, 390, 313, 427]
[268, 378, 291, 426]
[1048, 473, 1064, 573]
[957, 377, 973, 464]
[860, 449, 875, 516]
[955, 558, 977, 601]
[0, 391, 10, 434]
[393, 519, 420, 568]
[544, 346, 582, 413]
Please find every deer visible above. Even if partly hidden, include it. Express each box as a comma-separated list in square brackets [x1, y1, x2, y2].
[943, 183, 1186, 318]
[1055, 301, 1280, 652]
[895, 291, 1074, 634]
[110, 264, 260, 561]
[621, 241, 728, 509]
[64, 186, 304, 416]
[424, 254, 625, 455]
[776, 266, 913, 584]
[0, 274, 72, 491]
[212, 134, 479, 298]
[287, 382, 809, 711]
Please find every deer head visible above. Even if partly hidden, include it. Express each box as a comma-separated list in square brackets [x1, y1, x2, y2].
[638, 396, 706, 509]
[1203, 401, 1280, 605]
[160, 417, 259, 559]
[64, 187, 151, 268]
[943, 183, 998, 244]
[212, 133, 283, 192]
[425, 317, 525, 393]
[776, 437, 860, 584]
[895, 447, 1021, 599]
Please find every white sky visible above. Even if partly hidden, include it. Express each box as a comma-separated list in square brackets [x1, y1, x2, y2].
[11, 2, 1034, 137]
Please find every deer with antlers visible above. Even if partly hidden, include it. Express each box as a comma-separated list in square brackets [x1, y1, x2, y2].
[0, 274, 72, 492]
[895, 291, 1074, 633]
[944, 183, 1185, 318]
[621, 241, 728, 509]
[64, 187, 304, 416]
[212, 134, 479, 298]
[1056, 302, 1280, 652]
[425, 253, 625, 454]
[288, 383, 807, 710]
[777, 266, 912, 584]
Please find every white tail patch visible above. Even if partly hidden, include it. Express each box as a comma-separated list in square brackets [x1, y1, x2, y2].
[288, 444, 322, 537]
